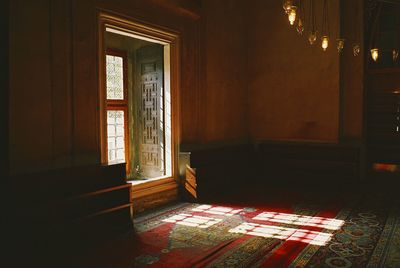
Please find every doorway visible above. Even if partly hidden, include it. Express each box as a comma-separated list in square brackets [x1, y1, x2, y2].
[98, 14, 179, 185]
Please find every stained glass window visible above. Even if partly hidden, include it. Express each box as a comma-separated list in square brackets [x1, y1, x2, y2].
[107, 110, 125, 163]
[106, 55, 124, 100]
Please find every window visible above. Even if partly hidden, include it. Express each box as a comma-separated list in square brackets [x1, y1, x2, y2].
[99, 14, 179, 183]
[105, 50, 130, 173]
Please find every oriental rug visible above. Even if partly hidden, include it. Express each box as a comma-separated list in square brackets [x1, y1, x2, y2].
[80, 193, 400, 268]
[127, 195, 400, 268]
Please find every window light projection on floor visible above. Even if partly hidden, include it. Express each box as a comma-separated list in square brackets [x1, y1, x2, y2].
[253, 212, 344, 230]
[192, 205, 243, 216]
[229, 222, 333, 246]
[162, 213, 222, 228]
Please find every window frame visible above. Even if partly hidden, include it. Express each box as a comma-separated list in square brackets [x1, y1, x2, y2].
[105, 48, 130, 174]
[98, 12, 181, 184]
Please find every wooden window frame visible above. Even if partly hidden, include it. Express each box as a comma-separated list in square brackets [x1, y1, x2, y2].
[105, 48, 130, 174]
[98, 12, 181, 185]
[105, 49, 129, 104]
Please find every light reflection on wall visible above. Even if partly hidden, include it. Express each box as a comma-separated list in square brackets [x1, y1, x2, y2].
[192, 205, 243, 216]
[162, 213, 222, 228]
[253, 212, 344, 230]
[229, 222, 333, 246]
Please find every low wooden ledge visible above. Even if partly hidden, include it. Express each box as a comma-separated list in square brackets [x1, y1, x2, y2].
[130, 177, 178, 199]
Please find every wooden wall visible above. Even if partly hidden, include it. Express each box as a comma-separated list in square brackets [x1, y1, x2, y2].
[247, 0, 340, 142]
[2, 0, 9, 184]
[170, 0, 365, 147]
[9, 0, 202, 175]
[201, 0, 248, 142]
[9, 0, 367, 176]
[341, 0, 364, 141]
[10, 0, 54, 173]
[180, 0, 366, 196]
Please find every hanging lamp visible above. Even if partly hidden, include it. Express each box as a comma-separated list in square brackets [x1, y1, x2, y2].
[369, 3, 382, 62]
[296, 0, 305, 35]
[321, 0, 330, 51]
[308, 0, 317, 45]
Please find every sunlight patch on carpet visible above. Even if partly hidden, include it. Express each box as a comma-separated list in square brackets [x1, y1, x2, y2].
[192, 204, 243, 216]
[253, 211, 344, 230]
[229, 222, 333, 246]
[162, 213, 223, 228]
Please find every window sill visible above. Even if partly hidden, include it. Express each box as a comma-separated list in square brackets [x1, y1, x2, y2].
[129, 176, 178, 199]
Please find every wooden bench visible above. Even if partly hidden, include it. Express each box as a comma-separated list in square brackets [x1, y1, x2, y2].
[7, 163, 132, 266]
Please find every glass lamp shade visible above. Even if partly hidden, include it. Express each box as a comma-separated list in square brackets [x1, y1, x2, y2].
[371, 48, 379, 62]
[393, 49, 399, 62]
[296, 19, 304, 35]
[337, 39, 345, 53]
[353, 44, 360, 56]
[288, 7, 297, 25]
[308, 31, 317, 45]
[321, 36, 329, 51]
[283, 0, 293, 14]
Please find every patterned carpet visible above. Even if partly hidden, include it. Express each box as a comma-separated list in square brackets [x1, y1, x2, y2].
[82, 194, 400, 268]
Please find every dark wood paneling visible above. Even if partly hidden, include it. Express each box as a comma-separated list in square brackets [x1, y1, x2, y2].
[181, 22, 202, 143]
[257, 142, 360, 185]
[2, 1, 10, 263]
[366, 74, 400, 169]
[368, 72, 400, 93]
[72, 0, 99, 165]
[364, 1, 400, 181]
[182, 142, 361, 202]
[367, 91, 400, 145]
[1, 0, 9, 181]
[368, 145, 400, 163]
[51, 0, 73, 167]
[187, 143, 253, 167]
[9, 164, 132, 267]
[11, 163, 127, 202]
[9, 0, 53, 172]
[182, 143, 255, 201]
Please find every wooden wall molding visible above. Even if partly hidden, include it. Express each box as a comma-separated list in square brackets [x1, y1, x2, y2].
[147, 0, 201, 21]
